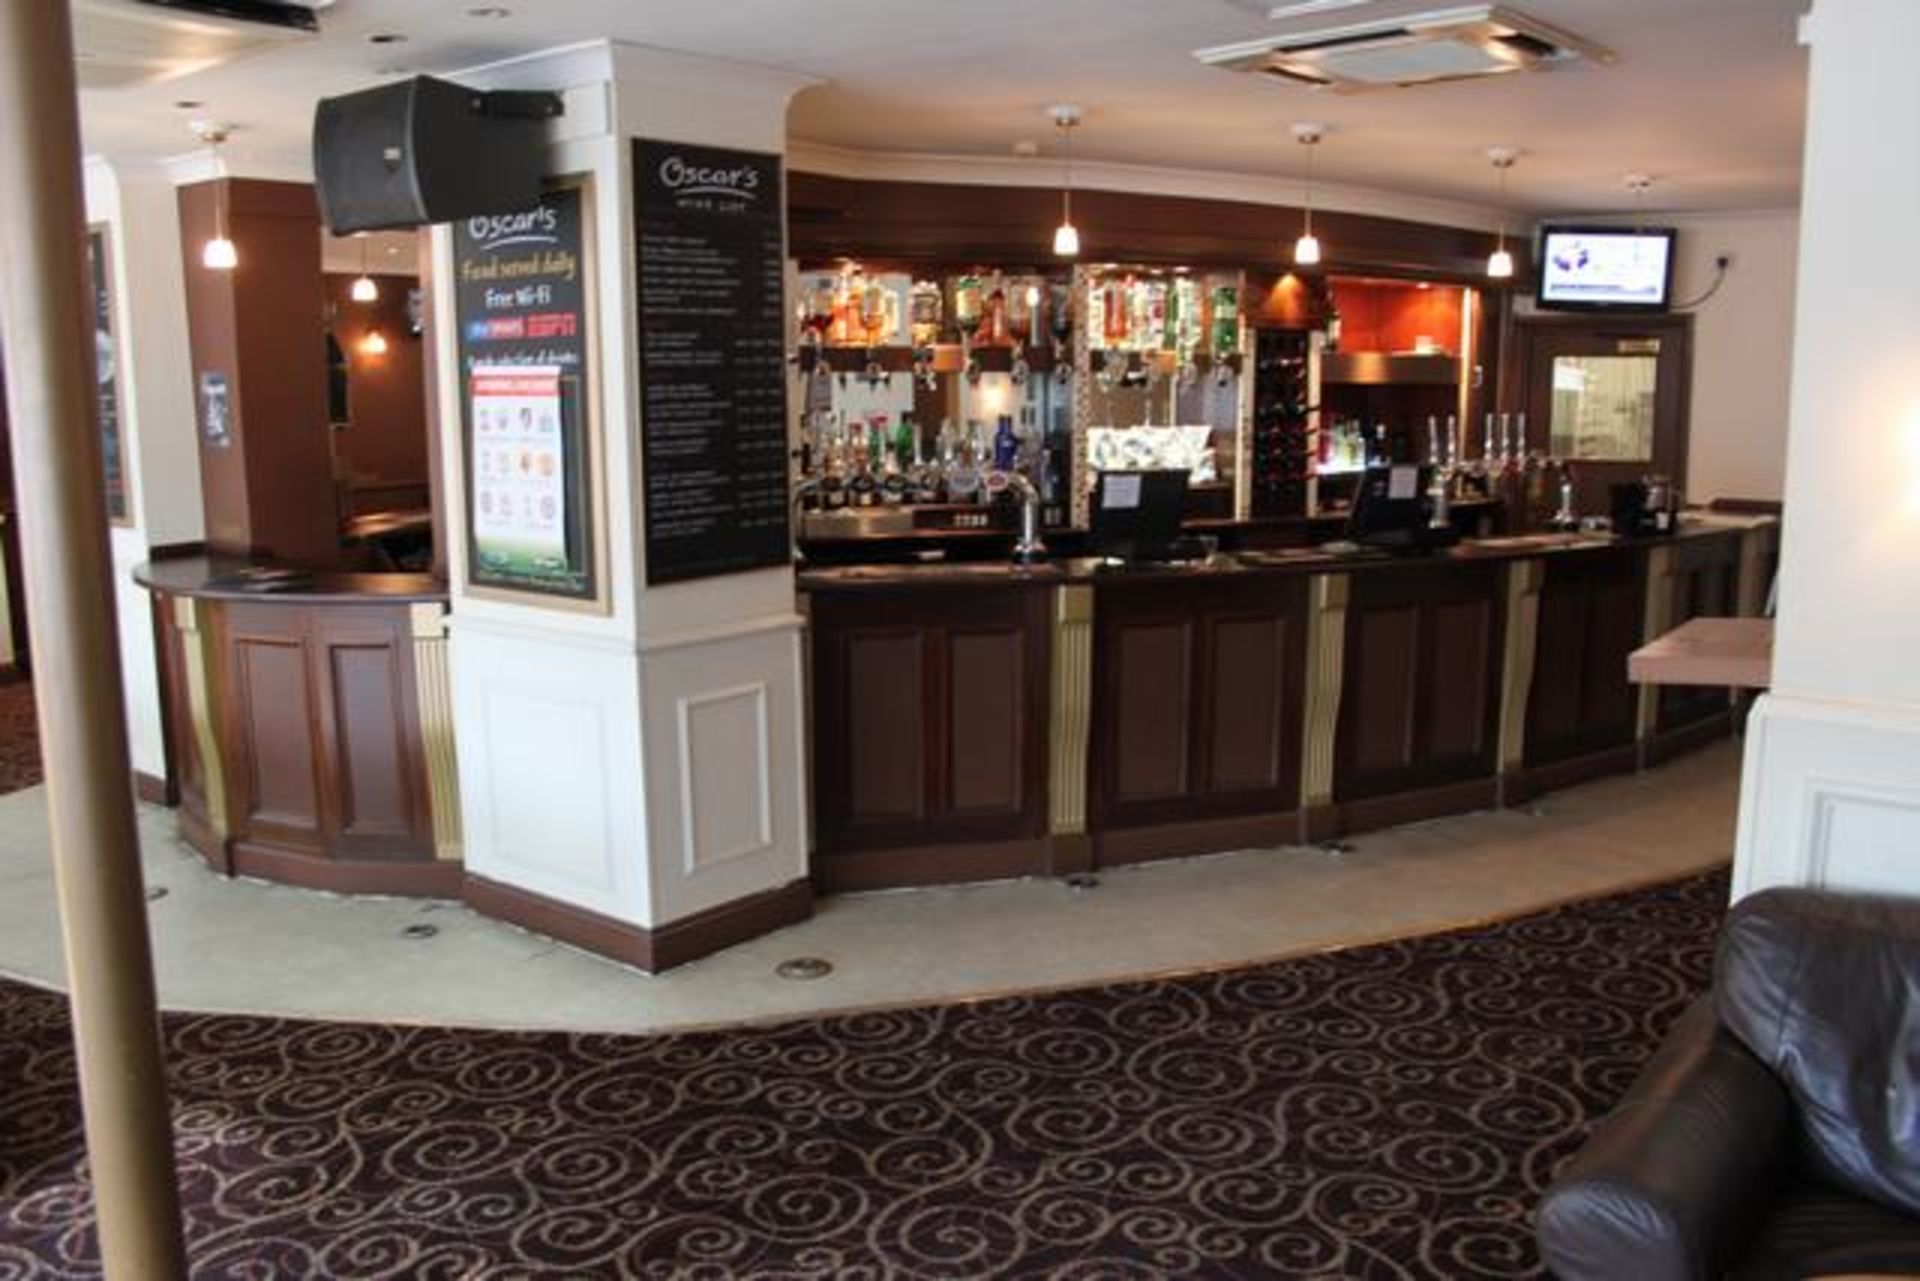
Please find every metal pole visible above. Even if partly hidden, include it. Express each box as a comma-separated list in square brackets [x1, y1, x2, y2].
[0, 3, 188, 1275]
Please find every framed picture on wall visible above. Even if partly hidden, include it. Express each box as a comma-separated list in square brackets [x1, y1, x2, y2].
[453, 177, 607, 611]
[85, 226, 131, 526]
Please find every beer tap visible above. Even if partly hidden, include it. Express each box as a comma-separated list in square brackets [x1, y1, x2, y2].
[1550, 459, 1579, 530]
[1426, 415, 1454, 531]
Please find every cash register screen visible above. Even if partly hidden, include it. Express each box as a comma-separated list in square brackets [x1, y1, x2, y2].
[1090, 469, 1190, 562]
[1347, 464, 1427, 543]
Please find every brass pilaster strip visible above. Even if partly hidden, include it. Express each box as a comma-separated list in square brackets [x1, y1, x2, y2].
[1636, 543, 1677, 740]
[1299, 574, 1350, 808]
[1497, 558, 1544, 773]
[174, 595, 228, 840]
[1048, 584, 1095, 836]
[1736, 526, 1774, 618]
[410, 602, 463, 861]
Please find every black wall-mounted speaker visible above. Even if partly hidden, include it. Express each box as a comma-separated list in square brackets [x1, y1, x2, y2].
[312, 75, 561, 235]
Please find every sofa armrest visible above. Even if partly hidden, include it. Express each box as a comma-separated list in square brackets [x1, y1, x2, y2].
[1537, 997, 1795, 1281]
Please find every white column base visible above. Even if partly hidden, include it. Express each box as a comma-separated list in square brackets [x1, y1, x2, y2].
[1733, 692, 1920, 902]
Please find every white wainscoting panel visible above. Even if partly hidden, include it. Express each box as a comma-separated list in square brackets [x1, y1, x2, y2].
[640, 620, 807, 923]
[1734, 693, 1920, 902]
[451, 619, 650, 923]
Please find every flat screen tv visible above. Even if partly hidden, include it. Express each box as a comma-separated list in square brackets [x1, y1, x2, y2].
[1535, 226, 1677, 313]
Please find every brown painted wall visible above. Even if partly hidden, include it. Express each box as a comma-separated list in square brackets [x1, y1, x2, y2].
[324, 272, 427, 492]
[178, 179, 340, 566]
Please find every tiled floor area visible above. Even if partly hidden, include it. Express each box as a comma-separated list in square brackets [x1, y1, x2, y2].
[0, 741, 1739, 1034]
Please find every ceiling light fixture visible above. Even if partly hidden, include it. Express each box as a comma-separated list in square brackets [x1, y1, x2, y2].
[360, 328, 388, 356]
[1050, 104, 1082, 258]
[1486, 146, 1518, 279]
[1291, 122, 1325, 267]
[191, 121, 237, 271]
[350, 234, 378, 302]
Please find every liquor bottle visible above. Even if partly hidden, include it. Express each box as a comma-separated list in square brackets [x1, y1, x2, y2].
[1102, 277, 1129, 347]
[952, 273, 983, 344]
[820, 429, 847, 511]
[881, 429, 909, 506]
[1162, 278, 1181, 352]
[982, 275, 1008, 347]
[947, 423, 983, 504]
[1210, 284, 1239, 357]
[909, 279, 943, 347]
[993, 415, 1019, 471]
[847, 431, 876, 507]
[893, 416, 917, 473]
[1324, 301, 1342, 354]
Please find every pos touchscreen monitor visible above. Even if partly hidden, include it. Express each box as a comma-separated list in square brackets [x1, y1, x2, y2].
[1089, 469, 1190, 562]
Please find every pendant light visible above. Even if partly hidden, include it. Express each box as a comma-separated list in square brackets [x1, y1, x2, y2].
[192, 122, 238, 271]
[350, 234, 379, 302]
[1050, 104, 1082, 258]
[1486, 146, 1519, 279]
[1291, 123, 1325, 267]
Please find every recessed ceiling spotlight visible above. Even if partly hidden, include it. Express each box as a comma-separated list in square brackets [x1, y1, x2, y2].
[172, 99, 203, 111]
[368, 31, 408, 45]
[466, 5, 513, 16]
[1012, 140, 1039, 158]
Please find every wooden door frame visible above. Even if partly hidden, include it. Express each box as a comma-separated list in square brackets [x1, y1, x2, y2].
[1503, 311, 1695, 494]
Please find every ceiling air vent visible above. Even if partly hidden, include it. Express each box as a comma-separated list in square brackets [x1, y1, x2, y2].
[73, 0, 326, 89]
[1194, 5, 1614, 94]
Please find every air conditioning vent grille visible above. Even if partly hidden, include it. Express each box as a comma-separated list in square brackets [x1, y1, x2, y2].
[1193, 4, 1613, 95]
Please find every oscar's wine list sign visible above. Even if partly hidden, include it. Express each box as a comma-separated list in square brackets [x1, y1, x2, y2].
[454, 185, 596, 600]
[634, 139, 791, 584]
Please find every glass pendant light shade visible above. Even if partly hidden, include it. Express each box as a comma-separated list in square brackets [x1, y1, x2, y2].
[1290, 123, 1326, 269]
[350, 274, 379, 302]
[1050, 105, 1083, 259]
[1486, 146, 1519, 283]
[1293, 233, 1322, 266]
[360, 329, 388, 356]
[202, 236, 238, 270]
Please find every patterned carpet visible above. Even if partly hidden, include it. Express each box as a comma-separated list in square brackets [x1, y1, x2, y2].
[0, 870, 1726, 1279]
[0, 677, 41, 795]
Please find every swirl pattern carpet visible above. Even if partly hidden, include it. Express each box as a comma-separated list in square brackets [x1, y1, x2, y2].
[0, 869, 1725, 1279]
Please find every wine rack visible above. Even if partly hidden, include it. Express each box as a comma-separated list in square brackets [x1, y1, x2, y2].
[1250, 328, 1311, 519]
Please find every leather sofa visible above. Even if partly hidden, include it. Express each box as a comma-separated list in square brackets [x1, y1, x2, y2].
[1537, 886, 1920, 1280]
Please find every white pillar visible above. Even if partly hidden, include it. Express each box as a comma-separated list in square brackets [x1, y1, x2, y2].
[82, 158, 204, 788]
[1733, 0, 1920, 897]
[441, 43, 816, 967]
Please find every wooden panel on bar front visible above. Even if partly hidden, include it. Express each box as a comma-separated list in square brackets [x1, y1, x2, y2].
[1335, 563, 1503, 803]
[1090, 575, 1308, 847]
[1527, 544, 1645, 769]
[811, 587, 1050, 866]
[312, 607, 431, 857]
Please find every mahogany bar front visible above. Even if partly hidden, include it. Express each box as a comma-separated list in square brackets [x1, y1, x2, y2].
[138, 558, 458, 897]
[802, 520, 1775, 893]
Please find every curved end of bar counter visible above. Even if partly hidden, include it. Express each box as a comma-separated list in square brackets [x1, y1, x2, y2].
[136, 557, 460, 899]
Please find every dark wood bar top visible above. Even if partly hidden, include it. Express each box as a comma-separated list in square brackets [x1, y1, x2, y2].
[799, 519, 1761, 594]
[134, 555, 445, 605]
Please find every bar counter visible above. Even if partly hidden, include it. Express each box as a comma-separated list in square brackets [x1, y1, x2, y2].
[800, 517, 1777, 892]
[136, 557, 459, 897]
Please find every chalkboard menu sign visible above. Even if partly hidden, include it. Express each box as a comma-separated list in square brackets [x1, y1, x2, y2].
[453, 182, 599, 604]
[85, 227, 128, 525]
[633, 139, 790, 585]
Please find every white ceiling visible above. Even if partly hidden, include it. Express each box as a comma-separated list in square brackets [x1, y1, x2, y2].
[77, 0, 1810, 218]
